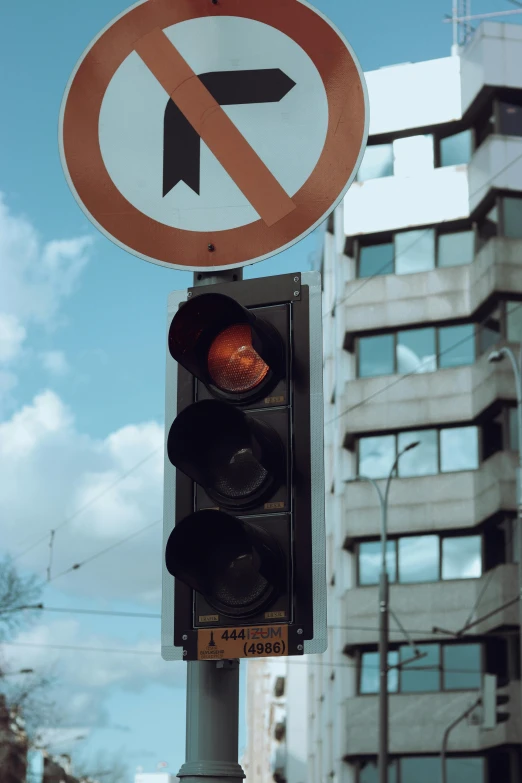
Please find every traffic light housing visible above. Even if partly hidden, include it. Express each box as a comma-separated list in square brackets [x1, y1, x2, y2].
[481, 674, 510, 729]
[161, 272, 326, 661]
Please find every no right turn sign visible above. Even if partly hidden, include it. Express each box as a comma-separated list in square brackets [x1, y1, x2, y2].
[59, 0, 369, 272]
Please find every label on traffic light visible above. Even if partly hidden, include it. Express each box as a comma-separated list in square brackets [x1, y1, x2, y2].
[197, 625, 289, 660]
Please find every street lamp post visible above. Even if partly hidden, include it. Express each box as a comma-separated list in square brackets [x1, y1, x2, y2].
[488, 344, 522, 729]
[347, 440, 420, 783]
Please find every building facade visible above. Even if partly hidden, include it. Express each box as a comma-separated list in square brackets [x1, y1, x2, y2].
[311, 20, 522, 783]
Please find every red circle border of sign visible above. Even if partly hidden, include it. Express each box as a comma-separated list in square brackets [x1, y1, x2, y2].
[61, 0, 367, 270]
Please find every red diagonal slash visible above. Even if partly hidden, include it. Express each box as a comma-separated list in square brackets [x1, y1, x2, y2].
[135, 28, 297, 227]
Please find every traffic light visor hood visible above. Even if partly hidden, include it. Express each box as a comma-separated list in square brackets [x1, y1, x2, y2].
[169, 293, 282, 399]
[167, 400, 284, 509]
[165, 510, 285, 617]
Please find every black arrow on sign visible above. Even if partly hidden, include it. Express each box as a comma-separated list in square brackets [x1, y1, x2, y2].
[163, 68, 296, 197]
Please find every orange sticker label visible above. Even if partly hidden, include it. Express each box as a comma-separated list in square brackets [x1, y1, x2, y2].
[197, 625, 288, 660]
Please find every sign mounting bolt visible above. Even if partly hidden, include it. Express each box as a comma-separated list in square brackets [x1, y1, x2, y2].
[183, 650, 188, 657]
[208, 243, 216, 252]
[182, 634, 188, 640]
[294, 276, 299, 282]
[297, 644, 304, 651]
[294, 291, 300, 297]
[297, 628, 303, 635]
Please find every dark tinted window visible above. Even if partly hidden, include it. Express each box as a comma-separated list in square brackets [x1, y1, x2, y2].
[443, 644, 481, 690]
[439, 324, 475, 368]
[401, 756, 439, 783]
[359, 760, 398, 783]
[401, 644, 440, 692]
[503, 197, 522, 239]
[506, 300, 522, 342]
[397, 328, 436, 374]
[499, 100, 522, 137]
[478, 306, 501, 354]
[440, 129, 473, 166]
[359, 334, 395, 378]
[359, 242, 394, 278]
[359, 541, 397, 585]
[438, 230, 475, 267]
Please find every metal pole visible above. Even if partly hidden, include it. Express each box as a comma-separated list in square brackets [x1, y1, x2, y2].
[178, 660, 245, 783]
[440, 698, 481, 783]
[378, 566, 389, 783]
[177, 268, 246, 783]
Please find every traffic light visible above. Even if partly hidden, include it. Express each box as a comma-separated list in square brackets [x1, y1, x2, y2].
[481, 674, 510, 729]
[161, 272, 326, 662]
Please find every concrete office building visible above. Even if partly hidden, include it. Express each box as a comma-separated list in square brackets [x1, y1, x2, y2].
[309, 20, 522, 783]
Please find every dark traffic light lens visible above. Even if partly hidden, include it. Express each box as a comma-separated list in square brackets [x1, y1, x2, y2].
[210, 549, 270, 610]
[213, 447, 268, 499]
[165, 510, 285, 618]
[208, 324, 269, 393]
[167, 400, 284, 510]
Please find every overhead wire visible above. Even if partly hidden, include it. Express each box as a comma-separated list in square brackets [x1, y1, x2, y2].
[324, 299, 522, 428]
[12, 446, 162, 564]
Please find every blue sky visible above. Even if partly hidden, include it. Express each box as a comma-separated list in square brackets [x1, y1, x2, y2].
[0, 0, 519, 779]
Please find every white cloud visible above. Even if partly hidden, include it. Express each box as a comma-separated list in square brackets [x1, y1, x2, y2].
[0, 313, 26, 363]
[0, 391, 164, 604]
[40, 350, 69, 376]
[3, 619, 184, 729]
[0, 193, 93, 327]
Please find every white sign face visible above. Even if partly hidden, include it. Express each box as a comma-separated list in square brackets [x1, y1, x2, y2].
[99, 16, 329, 233]
[60, 0, 368, 271]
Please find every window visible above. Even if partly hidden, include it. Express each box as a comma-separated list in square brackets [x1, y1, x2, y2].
[440, 426, 479, 472]
[395, 228, 435, 275]
[401, 644, 440, 693]
[359, 757, 487, 783]
[358, 242, 394, 278]
[360, 650, 399, 694]
[506, 300, 522, 342]
[478, 305, 501, 355]
[498, 99, 522, 137]
[357, 143, 393, 182]
[442, 536, 482, 580]
[357, 324, 474, 379]
[478, 203, 499, 248]
[443, 643, 481, 690]
[439, 324, 475, 369]
[359, 760, 398, 783]
[398, 430, 438, 477]
[440, 129, 473, 167]
[359, 643, 484, 695]
[359, 334, 395, 377]
[396, 328, 436, 374]
[503, 196, 522, 239]
[393, 134, 434, 176]
[438, 230, 475, 267]
[358, 434, 396, 479]
[357, 533, 483, 587]
[357, 426, 480, 479]
[398, 536, 439, 583]
[359, 540, 397, 585]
